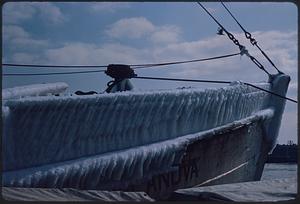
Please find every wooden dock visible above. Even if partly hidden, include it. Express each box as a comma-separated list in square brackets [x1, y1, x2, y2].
[2, 177, 296, 202]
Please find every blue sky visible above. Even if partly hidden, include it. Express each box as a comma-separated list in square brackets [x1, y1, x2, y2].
[2, 2, 298, 144]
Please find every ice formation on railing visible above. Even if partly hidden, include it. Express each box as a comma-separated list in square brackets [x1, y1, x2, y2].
[2, 109, 274, 189]
[2, 82, 68, 100]
[3, 134, 186, 189]
[2, 82, 271, 171]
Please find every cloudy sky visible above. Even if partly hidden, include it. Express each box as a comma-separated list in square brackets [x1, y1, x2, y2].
[2, 2, 297, 144]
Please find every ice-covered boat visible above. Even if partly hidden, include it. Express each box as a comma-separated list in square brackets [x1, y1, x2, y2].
[2, 72, 290, 199]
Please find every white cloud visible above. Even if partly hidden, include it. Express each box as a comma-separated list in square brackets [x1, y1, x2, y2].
[252, 31, 297, 50]
[44, 43, 97, 65]
[105, 17, 155, 39]
[7, 41, 151, 66]
[11, 53, 42, 64]
[3, 25, 30, 41]
[149, 30, 298, 83]
[242, 31, 297, 75]
[43, 42, 151, 65]
[152, 35, 233, 60]
[34, 3, 66, 24]
[3, 2, 66, 25]
[150, 26, 181, 44]
[149, 35, 242, 78]
[105, 17, 182, 44]
[11, 38, 49, 49]
[89, 2, 131, 12]
[3, 25, 49, 50]
[3, 17, 296, 89]
[7, 28, 295, 86]
[3, 2, 36, 24]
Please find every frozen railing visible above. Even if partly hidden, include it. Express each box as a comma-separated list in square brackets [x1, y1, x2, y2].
[2, 109, 274, 190]
[2, 82, 69, 100]
[2, 82, 271, 171]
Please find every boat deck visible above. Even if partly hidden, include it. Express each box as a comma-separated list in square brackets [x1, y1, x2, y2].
[2, 177, 296, 202]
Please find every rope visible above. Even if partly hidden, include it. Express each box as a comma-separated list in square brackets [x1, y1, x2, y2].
[220, 1, 248, 35]
[1, 64, 107, 68]
[2, 70, 105, 76]
[2, 70, 296, 103]
[243, 82, 297, 103]
[196, 2, 271, 76]
[131, 52, 241, 69]
[133, 76, 297, 104]
[2, 52, 241, 76]
[2, 52, 241, 71]
[220, 1, 282, 74]
[133, 76, 231, 84]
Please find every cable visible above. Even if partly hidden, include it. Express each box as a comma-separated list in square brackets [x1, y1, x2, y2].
[131, 52, 241, 69]
[220, 1, 248, 35]
[220, 1, 282, 74]
[243, 82, 297, 103]
[2, 52, 241, 76]
[133, 76, 231, 84]
[196, 2, 271, 76]
[2, 70, 105, 76]
[3, 70, 296, 103]
[2, 52, 241, 70]
[133, 76, 297, 103]
[2, 64, 107, 69]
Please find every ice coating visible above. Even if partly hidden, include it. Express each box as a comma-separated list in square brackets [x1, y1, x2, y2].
[265, 74, 291, 151]
[2, 109, 274, 189]
[2, 82, 69, 100]
[2, 82, 271, 171]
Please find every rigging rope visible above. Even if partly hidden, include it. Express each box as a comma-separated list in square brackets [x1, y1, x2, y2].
[131, 52, 241, 68]
[243, 82, 297, 103]
[2, 69, 296, 103]
[134, 76, 231, 84]
[2, 52, 241, 75]
[1, 64, 107, 69]
[2, 70, 105, 76]
[133, 76, 297, 104]
[196, 2, 271, 76]
[220, 1, 282, 74]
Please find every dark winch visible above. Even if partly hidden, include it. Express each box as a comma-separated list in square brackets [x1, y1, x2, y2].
[105, 64, 136, 93]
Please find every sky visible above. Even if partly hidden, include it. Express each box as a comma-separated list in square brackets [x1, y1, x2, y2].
[2, 2, 298, 144]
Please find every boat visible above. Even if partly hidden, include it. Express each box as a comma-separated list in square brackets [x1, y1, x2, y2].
[2, 1, 294, 199]
[2, 71, 290, 199]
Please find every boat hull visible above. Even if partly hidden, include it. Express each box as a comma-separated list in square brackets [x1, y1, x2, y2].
[2, 74, 290, 200]
[2, 110, 272, 200]
[100, 117, 270, 199]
